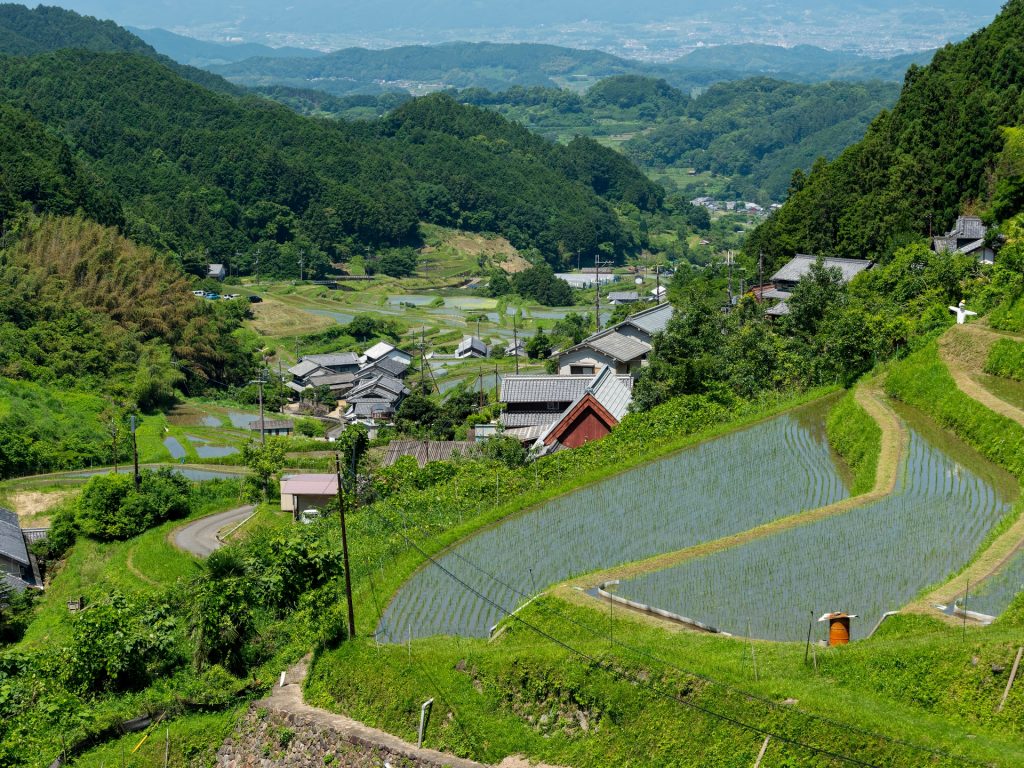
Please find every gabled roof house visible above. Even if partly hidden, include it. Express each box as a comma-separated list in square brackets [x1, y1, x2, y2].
[932, 215, 996, 264]
[0, 508, 35, 591]
[556, 302, 672, 376]
[455, 336, 490, 358]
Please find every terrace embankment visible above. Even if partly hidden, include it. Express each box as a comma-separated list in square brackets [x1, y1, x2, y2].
[906, 325, 1024, 618]
[219, 658, 565, 768]
[556, 382, 905, 616]
[938, 323, 1024, 427]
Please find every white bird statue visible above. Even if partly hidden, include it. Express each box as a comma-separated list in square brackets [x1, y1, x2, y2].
[949, 300, 977, 325]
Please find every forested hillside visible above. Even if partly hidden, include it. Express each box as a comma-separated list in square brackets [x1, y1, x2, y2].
[445, 75, 898, 202]
[746, 0, 1024, 268]
[0, 2, 238, 92]
[0, 48, 657, 269]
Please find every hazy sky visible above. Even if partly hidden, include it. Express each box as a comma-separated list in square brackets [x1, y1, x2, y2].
[49, 1, 1005, 50]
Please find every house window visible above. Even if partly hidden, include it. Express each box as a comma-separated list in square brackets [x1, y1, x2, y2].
[570, 365, 595, 375]
[546, 401, 561, 411]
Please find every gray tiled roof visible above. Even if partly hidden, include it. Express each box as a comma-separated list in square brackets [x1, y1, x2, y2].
[501, 375, 594, 403]
[760, 288, 792, 301]
[590, 370, 635, 421]
[307, 372, 355, 388]
[358, 356, 409, 379]
[950, 215, 986, 240]
[608, 291, 639, 302]
[500, 411, 561, 428]
[306, 353, 360, 368]
[624, 302, 673, 335]
[3, 572, 32, 592]
[771, 255, 872, 285]
[248, 419, 294, 431]
[586, 332, 652, 362]
[288, 360, 323, 379]
[381, 440, 480, 467]
[347, 374, 409, 402]
[766, 300, 791, 317]
[456, 336, 490, 357]
[0, 508, 29, 567]
[956, 239, 987, 255]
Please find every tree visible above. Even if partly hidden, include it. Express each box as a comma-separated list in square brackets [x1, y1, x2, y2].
[480, 434, 527, 468]
[395, 391, 441, 436]
[242, 439, 287, 501]
[787, 257, 846, 337]
[526, 328, 552, 359]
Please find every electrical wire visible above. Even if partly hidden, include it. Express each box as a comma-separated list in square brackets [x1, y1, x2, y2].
[436, 543, 987, 767]
[387, 526, 883, 768]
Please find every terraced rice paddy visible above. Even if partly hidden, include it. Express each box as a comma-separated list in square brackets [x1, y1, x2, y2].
[616, 412, 1017, 642]
[961, 549, 1024, 617]
[380, 405, 850, 641]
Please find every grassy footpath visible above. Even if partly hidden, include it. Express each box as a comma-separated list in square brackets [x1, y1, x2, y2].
[306, 595, 1024, 767]
[887, 337, 1024, 614]
[556, 382, 901, 589]
[826, 386, 882, 495]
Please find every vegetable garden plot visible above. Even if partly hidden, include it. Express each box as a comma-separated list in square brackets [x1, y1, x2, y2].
[380, 408, 849, 641]
[616, 426, 1016, 642]
[961, 549, 1024, 617]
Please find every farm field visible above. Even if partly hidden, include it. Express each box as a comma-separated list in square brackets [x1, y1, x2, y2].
[614, 404, 1018, 641]
[380, 400, 850, 641]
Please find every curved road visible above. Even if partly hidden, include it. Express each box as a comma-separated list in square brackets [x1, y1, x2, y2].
[172, 504, 255, 557]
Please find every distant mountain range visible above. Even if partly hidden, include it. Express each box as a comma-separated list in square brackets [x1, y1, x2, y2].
[127, 26, 323, 67]
[138, 37, 934, 97]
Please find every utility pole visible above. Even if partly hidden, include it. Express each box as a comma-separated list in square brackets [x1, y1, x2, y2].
[655, 264, 661, 303]
[594, 257, 613, 331]
[299, 250, 305, 282]
[478, 365, 484, 408]
[130, 414, 140, 490]
[758, 249, 764, 295]
[512, 314, 520, 375]
[250, 372, 267, 444]
[494, 363, 499, 404]
[334, 453, 356, 641]
[727, 250, 734, 305]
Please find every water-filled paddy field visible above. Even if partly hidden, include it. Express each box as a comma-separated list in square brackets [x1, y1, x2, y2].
[960, 548, 1024, 617]
[615, 405, 1018, 641]
[380, 402, 850, 641]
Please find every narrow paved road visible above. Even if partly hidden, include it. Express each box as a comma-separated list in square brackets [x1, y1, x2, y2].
[172, 504, 255, 557]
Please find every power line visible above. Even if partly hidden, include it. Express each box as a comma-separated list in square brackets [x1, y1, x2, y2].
[385, 527, 881, 768]
[390, 528, 985, 767]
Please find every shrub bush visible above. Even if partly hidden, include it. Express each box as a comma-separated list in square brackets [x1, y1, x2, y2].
[77, 468, 192, 541]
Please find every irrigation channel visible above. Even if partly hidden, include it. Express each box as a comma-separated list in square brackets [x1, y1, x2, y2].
[380, 401, 852, 641]
[613, 403, 1018, 641]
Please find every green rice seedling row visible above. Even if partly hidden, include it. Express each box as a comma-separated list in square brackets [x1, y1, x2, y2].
[961, 549, 1024, 617]
[616, 424, 1016, 641]
[380, 409, 849, 641]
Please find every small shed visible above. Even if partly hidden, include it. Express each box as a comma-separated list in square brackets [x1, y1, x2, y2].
[208, 263, 226, 280]
[248, 419, 294, 436]
[280, 474, 338, 516]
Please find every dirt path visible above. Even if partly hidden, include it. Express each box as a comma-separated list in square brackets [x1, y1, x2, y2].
[906, 324, 1024, 617]
[938, 324, 1024, 427]
[124, 546, 158, 586]
[555, 382, 907, 618]
[265, 657, 489, 768]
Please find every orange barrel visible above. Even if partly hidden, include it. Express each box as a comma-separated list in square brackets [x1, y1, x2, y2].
[828, 614, 851, 646]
